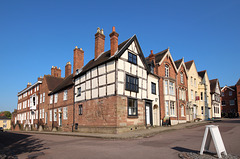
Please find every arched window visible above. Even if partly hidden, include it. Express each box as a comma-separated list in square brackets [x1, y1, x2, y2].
[165, 65, 169, 77]
[180, 72, 184, 84]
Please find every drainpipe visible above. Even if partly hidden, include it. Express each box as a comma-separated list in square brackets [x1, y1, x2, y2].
[176, 74, 179, 124]
[72, 78, 75, 132]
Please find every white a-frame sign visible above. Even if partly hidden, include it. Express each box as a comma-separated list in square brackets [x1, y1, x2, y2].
[200, 125, 227, 158]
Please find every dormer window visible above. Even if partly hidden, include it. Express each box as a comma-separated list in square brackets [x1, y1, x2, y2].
[128, 52, 137, 65]
[165, 65, 169, 77]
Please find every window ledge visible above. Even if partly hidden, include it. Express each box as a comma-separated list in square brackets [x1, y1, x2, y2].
[127, 115, 138, 119]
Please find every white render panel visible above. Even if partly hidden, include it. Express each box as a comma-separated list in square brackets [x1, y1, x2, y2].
[139, 78, 142, 89]
[125, 61, 130, 73]
[81, 83, 85, 91]
[137, 89, 141, 99]
[137, 56, 144, 67]
[86, 71, 91, 80]
[107, 72, 115, 84]
[118, 71, 124, 82]
[75, 77, 80, 85]
[131, 92, 136, 98]
[125, 90, 130, 96]
[98, 64, 106, 75]
[92, 88, 98, 98]
[107, 61, 115, 72]
[121, 50, 128, 60]
[91, 67, 97, 78]
[86, 90, 91, 100]
[107, 84, 115, 95]
[117, 83, 124, 95]
[80, 75, 85, 83]
[118, 59, 124, 70]
[142, 90, 147, 99]
[98, 75, 106, 86]
[131, 64, 137, 75]
[138, 67, 142, 77]
[99, 86, 106, 97]
[142, 70, 147, 79]
[86, 80, 91, 90]
[142, 79, 147, 89]
[92, 78, 98, 88]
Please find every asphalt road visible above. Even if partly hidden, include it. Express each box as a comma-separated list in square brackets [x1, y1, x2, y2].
[1, 119, 240, 159]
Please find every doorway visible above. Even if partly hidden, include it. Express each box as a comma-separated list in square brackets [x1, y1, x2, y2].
[145, 101, 153, 126]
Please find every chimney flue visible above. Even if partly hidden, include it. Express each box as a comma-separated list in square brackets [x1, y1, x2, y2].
[95, 27, 105, 59]
[51, 66, 61, 77]
[109, 26, 119, 57]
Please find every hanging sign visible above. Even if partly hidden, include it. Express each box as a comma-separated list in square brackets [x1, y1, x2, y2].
[200, 125, 227, 158]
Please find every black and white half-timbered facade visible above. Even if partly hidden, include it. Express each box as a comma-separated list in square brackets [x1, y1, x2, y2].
[73, 27, 160, 133]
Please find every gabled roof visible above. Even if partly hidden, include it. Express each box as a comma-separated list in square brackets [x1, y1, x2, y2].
[185, 60, 194, 70]
[198, 70, 206, 79]
[75, 35, 149, 78]
[210, 79, 220, 93]
[236, 78, 240, 85]
[174, 59, 183, 69]
[44, 75, 64, 92]
[221, 85, 236, 92]
[49, 74, 74, 95]
[146, 48, 168, 64]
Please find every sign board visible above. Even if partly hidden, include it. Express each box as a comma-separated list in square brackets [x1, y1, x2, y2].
[162, 116, 171, 126]
[200, 125, 227, 158]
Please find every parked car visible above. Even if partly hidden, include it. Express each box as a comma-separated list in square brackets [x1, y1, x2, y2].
[0, 127, 3, 132]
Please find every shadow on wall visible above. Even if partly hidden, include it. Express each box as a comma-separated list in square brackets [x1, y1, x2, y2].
[0, 132, 49, 157]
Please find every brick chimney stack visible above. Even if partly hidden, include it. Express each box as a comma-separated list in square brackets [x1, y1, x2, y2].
[109, 26, 119, 57]
[51, 66, 61, 77]
[73, 46, 84, 74]
[65, 62, 72, 77]
[95, 27, 105, 59]
[149, 50, 155, 62]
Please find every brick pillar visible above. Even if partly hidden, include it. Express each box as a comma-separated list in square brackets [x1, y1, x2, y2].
[109, 26, 119, 57]
[95, 27, 105, 59]
[73, 47, 84, 74]
[65, 62, 72, 77]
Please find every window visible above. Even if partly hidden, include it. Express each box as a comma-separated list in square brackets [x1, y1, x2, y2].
[50, 95, 53, 104]
[63, 107, 68, 119]
[40, 94, 42, 103]
[195, 92, 198, 101]
[181, 105, 184, 116]
[150, 65, 154, 74]
[126, 75, 138, 92]
[165, 65, 169, 77]
[165, 80, 168, 94]
[222, 101, 226, 106]
[200, 92, 203, 100]
[128, 52, 137, 64]
[179, 89, 182, 100]
[221, 92, 224, 97]
[49, 110, 52, 121]
[170, 101, 175, 116]
[180, 72, 183, 84]
[194, 78, 196, 87]
[79, 105, 83, 115]
[64, 90, 68, 100]
[165, 101, 169, 116]
[54, 109, 57, 121]
[37, 85, 39, 91]
[43, 93, 45, 103]
[77, 87, 81, 96]
[191, 77, 193, 85]
[229, 91, 232, 96]
[191, 90, 194, 100]
[201, 106, 204, 114]
[40, 109, 42, 118]
[128, 98, 138, 116]
[42, 109, 44, 118]
[54, 93, 58, 103]
[151, 82, 156, 94]
[169, 82, 174, 95]
[230, 100, 235, 105]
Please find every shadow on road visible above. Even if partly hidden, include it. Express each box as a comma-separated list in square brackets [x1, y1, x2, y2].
[0, 131, 48, 157]
[172, 146, 199, 153]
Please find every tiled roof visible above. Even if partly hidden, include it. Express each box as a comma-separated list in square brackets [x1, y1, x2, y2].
[185, 60, 194, 70]
[49, 74, 74, 95]
[198, 70, 206, 78]
[45, 75, 64, 91]
[0, 116, 10, 120]
[236, 78, 240, 85]
[75, 38, 130, 77]
[174, 59, 183, 69]
[210, 79, 217, 93]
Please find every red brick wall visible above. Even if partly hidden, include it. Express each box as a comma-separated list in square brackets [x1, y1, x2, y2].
[221, 87, 237, 114]
[236, 85, 240, 114]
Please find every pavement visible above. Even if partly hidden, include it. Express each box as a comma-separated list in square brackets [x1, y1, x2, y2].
[9, 119, 216, 139]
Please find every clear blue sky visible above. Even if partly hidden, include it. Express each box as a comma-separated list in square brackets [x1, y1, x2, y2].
[0, 0, 239, 112]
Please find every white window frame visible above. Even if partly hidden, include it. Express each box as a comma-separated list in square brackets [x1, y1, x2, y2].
[54, 109, 57, 121]
[180, 72, 183, 84]
[169, 82, 174, 95]
[164, 80, 168, 95]
[63, 107, 68, 120]
[50, 95, 53, 104]
[49, 110, 52, 121]
[40, 94, 42, 103]
[54, 93, 58, 103]
[165, 101, 169, 116]
[64, 90, 68, 101]
[170, 101, 175, 116]
[181, 105, 184, 116]
[43, 93, 45, 103]
[165, 65, 169, 77]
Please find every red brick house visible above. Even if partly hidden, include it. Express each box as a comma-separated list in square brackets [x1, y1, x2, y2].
[236, 79, 240, 116]
[221, 85, 237, 117]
